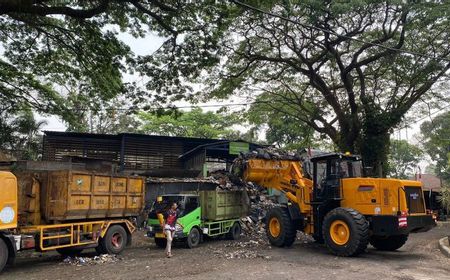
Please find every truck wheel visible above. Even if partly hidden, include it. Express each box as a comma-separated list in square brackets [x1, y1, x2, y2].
[154, 238, 167, 248]
[187, 227, 201, 248]
[56, 247, 84, 256]
[265, 207, 296, 247]
[226, 222, 242, 240]
[322, 207, 369, 257]
[0, 238, 8, 273]
[101, 225, 127, 254]
[370, 234, 408, 251]
[95, 243, 107, 255]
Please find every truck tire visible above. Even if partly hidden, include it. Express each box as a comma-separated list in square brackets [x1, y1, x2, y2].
[95, 243, 107, 255]
[187, 227, 201, 248]
[154, 238, 167, 248]
[0, 238, 8, 273]
[265, 207, 296, 247]
[56, 247, 84, 256]
[226, 222, 242, 240]
[100, 225, 127, 254]
[322, 207, 369, 257]
[370, 234, 408, 251]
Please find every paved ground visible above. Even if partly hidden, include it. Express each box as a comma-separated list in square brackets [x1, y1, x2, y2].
[3, 222, 450, 280]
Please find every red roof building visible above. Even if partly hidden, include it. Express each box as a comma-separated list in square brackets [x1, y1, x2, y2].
[412, 174, 442, 191]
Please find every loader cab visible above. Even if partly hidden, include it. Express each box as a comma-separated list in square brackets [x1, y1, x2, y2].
[311, 153, 363, 201]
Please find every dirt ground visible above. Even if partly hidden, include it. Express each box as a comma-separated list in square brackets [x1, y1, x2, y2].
[3, 222, 450, 280]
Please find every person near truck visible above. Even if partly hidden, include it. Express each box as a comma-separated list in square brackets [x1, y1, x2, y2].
[163, 202, 182, 258]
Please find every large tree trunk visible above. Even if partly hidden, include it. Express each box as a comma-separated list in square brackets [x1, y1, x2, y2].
[359, 122, 391, 178]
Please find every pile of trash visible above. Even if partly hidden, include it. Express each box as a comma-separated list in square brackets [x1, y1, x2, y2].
[61, 254, 121, 266]
[240, 147, 302, 161]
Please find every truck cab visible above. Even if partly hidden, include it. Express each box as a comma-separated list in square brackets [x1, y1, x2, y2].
[146, 191, 246, 248]
[147, 194, 201, 247]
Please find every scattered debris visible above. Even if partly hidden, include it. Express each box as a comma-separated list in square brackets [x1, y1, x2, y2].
[61, 254, 121, 266]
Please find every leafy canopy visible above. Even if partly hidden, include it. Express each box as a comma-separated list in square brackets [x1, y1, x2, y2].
[421, 111, 450, 181]
[138, 107, 242, 139]
[148, 0, 450, 175]
[388, 139, 422, 179]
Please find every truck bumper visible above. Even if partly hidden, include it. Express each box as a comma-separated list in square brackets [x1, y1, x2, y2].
[146, 229, 186, 239]
[370, 215, 436, 236]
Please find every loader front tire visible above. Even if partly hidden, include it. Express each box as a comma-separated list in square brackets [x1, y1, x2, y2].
[322, 207, 369, 257]
[266, 207, 296, 247]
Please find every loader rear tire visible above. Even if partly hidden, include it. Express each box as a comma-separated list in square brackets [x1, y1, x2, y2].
[322, 207, 369, 257]
[0, 238, 8, 273]
[266, 207, 296, 247]
[370, 234, 408, 251]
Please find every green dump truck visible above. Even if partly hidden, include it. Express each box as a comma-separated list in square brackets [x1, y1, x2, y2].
[146, 190, 249, 248]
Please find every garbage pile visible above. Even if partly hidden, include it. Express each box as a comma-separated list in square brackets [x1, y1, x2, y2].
[61, 254, 121, 266]
[239, 147, 302, 161]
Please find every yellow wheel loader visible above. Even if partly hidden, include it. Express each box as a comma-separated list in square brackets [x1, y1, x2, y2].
[236, 152, 435, 256]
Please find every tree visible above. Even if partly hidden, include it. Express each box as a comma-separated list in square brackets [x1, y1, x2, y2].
[138, 107, 242, 139]
[0, 0, 230, 131]
[65, 98, 141, 134]
[246, 96, 316, 150]
[388, 140, 422, 179]
[0, 107, 47, 160]
[155, 0, 450, 176]
[439, 186, 450, 214]
[420, 111, 450, 181]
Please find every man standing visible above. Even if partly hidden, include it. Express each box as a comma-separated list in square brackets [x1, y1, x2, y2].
[163, 202, 182, 258]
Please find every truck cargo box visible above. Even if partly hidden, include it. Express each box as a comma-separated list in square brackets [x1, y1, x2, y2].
[200, 190, 249, 221]
[16, 170, 145, 224]
[43, 171, 144, 222]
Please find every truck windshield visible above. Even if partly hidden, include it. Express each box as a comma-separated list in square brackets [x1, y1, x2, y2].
[149, 195, 199, 218]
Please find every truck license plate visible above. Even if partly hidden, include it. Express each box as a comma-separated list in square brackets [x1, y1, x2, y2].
[155, 233, 165, 238]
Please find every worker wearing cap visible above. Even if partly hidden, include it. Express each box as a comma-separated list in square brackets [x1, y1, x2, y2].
[163, 202, 182, 258]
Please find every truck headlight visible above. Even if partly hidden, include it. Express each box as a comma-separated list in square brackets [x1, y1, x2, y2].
[175, 224, 182, 231]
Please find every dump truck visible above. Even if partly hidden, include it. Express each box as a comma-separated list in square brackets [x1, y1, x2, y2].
[234, 152, 436, 256]
[0, 169, 144, 272]
[146, 190, 249, 248]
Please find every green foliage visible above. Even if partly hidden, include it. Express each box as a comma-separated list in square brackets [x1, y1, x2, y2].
[438, 186, 450, 213]
[157, 0, 450, 176]
[246, 94, 316, 150]
[65, 98, 140, 134]
[138, 107, 243, 139]
[420, 111, 450, 181]
[0, 0, 231, 138]
[0, 107, 46, 160]
[388, 140, 423, 179]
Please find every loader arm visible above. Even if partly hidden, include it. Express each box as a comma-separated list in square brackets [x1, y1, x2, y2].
[241, 159, 313, 215]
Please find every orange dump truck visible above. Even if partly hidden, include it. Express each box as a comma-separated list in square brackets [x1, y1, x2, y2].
[0, 169, 144, 272]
